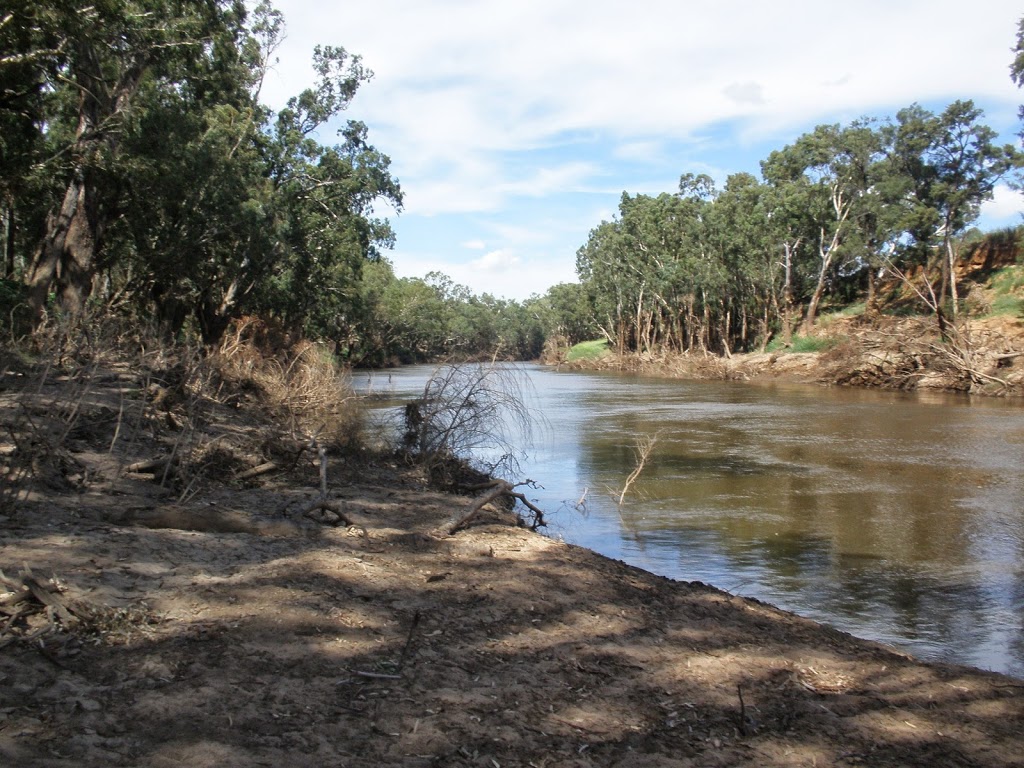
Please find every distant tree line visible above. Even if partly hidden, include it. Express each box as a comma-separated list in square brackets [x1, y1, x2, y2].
[575, 101, 1022, 356]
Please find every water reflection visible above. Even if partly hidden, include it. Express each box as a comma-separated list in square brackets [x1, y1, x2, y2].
[358, 364, 1024, 678]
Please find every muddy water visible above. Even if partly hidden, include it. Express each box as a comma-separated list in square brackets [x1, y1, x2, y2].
[360, 364, 1024, 678]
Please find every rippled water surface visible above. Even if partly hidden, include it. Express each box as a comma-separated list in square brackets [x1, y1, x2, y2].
[360, 364, 1024, 678]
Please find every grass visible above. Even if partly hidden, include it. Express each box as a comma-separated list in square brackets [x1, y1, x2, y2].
[766, 334, 839, 353]
[566, 339, 610, 362]
[830, 302, 867, 318]
[980, 265, 1024, 319]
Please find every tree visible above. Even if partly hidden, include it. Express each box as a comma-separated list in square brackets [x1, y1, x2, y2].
[762, 122, 883, 333]
[882, 102, 1021, 331]
[1011, 15, 1024, 132]
[23, 0, 248, 324]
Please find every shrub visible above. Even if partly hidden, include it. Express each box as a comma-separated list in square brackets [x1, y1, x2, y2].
[209, 322, 362, 452]
[566, 339, 610, 362]
[404, 362, 535, 482]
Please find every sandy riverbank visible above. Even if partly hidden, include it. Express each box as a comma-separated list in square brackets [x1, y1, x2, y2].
[2, 357, 1023, 767]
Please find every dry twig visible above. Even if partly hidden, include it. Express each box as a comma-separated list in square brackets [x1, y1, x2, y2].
[618, 432, 660, 506]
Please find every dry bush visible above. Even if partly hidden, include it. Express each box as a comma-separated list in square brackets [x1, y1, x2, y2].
[207, 320, 363, 453]
[0, 361, 97, 513]
[405, 361, 536, 483]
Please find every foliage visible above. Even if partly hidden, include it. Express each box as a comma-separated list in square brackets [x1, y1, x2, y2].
[4, 5, 1024, 368]
[1, 0, 401, 348]
[566, 339, 611, 362]
[573, 101, 1022, 358]
[765, 335, 841, 354]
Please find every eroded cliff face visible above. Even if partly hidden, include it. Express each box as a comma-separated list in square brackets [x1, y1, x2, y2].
[960, 235, 1020, 277]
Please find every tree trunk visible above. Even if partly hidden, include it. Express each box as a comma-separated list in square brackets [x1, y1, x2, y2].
[945, 235, 959, 319]
[2, 203, 14, 279]
[803, 226, 839, 334]
[780, 241, 797, 346]
[26, 167, 102, 324]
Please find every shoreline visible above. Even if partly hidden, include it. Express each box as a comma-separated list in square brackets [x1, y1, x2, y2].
[2, 358, 1023, 766]
[4, 465, 1024, 766]
[552, 313, 1024, 398]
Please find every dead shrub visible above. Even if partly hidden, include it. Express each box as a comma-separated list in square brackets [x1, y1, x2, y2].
[207, 324, 362, 453]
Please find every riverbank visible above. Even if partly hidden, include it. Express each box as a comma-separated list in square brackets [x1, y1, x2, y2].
[2, 356, 1024, 767]
[559, 313, 1024, 397]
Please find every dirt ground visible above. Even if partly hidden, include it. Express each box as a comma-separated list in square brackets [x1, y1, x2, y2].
[2, 357, 1024, 768]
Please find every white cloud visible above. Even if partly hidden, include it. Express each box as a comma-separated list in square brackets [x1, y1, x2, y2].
[980, 184, 1024, 223]
[462, 239, 487, 250]
[470, 249, 520, 273]
[263, 0, 1024, 298]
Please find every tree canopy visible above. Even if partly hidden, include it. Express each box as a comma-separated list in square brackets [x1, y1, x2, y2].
[2, 4, 1022, 365]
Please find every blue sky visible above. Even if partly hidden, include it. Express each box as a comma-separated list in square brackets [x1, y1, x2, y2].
[262, 0, 1024, 301]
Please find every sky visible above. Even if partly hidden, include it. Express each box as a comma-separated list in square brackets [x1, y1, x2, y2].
[261, 1, 1024, 301]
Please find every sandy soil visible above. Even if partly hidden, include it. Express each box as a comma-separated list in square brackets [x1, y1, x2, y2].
[2, 359, 1023, 767]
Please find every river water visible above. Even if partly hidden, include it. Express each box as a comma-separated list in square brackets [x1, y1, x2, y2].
[359, 363, 1024, 678]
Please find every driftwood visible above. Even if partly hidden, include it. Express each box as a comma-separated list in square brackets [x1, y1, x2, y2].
[0, 568, 81, 648]
[235, 461, 279, 481]
[446, 479, 546, 535]
[301, 498, 355, 528]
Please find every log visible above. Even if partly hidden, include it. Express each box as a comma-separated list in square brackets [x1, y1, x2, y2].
[124, 457, 170, 474]
[446, 479, 547, 535]
[235, 461, 279, 481]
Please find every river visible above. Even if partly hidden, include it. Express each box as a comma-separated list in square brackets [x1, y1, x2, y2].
[359, 363, 1024, 678]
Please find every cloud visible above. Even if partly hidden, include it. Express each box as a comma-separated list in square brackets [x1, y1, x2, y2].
[462, 239, 487, 250]
[723, 82, 765, 106]
[980, 184, 1024, 223]
[470, 249, 520, 273]
[264, 0, 1024, 299]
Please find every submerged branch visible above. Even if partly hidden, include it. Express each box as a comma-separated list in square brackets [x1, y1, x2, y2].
[618, 432, 660, 506]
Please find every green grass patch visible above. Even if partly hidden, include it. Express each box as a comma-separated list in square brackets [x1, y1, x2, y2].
[988, 265, 1024, 294]
[832, 302, 867, 318]
[766, 334, 839, 353]
[987, 294, 1024, 318]
[981, 265, 1024, 318]
[566, 339, 610, 361]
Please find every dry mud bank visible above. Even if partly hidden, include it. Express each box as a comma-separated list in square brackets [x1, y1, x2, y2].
[1, 361, 1023, 767]
[567, 315, 1024, 398]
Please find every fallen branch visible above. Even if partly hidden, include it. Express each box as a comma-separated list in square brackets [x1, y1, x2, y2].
[301, 498, 357, 528]
[235, 461, 279, 481]
[124, 457, 171, 474]
[0, 569, 79, 639]
[446, 478, 547, 534]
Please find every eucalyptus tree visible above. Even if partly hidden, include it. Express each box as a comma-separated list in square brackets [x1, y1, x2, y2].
[921, 101, 1019, 318]
[113, 1, 280, 338]
[21, 0, 250, 324]
[762, 121, 884, 333]
[257, 47, 401, 345]
[0, 0, 61, 277]
[706, 172, 778, 349]
[530, 282, 596, 347]
[576, 217, 631, 352]
[1012, 15, 1024, 131]
[881, 102, 1020, 330]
